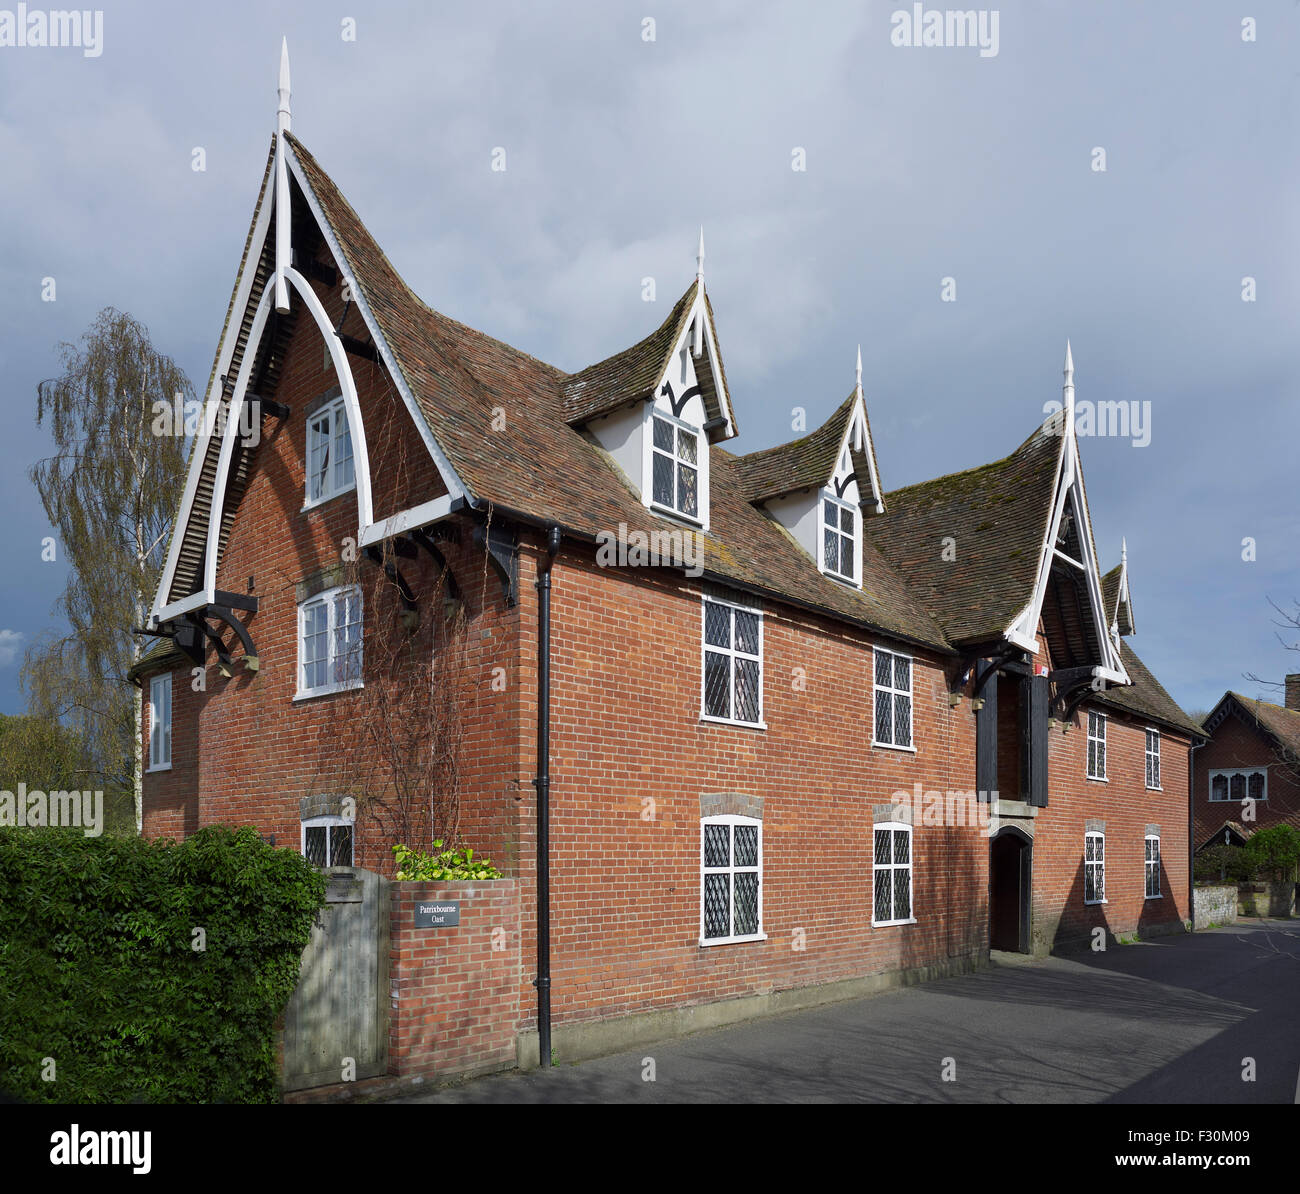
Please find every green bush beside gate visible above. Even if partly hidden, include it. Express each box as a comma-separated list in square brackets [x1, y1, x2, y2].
[0, 825, 326, 1104]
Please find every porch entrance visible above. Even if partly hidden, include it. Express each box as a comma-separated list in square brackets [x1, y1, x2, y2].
[990, 827, 1032, 953]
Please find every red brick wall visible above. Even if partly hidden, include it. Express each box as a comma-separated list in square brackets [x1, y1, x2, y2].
[1192, 711, 1300, 846]
[1031, 705, 1191, 952]
[389, 881, 521, 1080]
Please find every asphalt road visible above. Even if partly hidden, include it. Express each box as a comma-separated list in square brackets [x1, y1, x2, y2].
[392, 920, 1300, 1104]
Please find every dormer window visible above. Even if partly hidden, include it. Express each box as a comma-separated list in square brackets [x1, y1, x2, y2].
[651, 413, 700, 521]
[822, 495, 856, 582]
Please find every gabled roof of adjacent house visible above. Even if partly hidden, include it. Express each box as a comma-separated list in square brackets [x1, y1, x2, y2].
[867, 422, 1063, 647]
[1217, 692, 1300, 758]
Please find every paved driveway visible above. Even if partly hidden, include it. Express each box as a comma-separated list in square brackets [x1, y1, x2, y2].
[392, 921, 1300, 1104]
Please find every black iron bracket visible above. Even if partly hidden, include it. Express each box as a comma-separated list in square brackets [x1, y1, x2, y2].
[408, 529, 461, 603]
[473, 520, 518, 608]
[364, 545, 417, 611]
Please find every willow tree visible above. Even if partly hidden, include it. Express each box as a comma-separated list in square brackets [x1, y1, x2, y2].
[25, 308, 192, 834]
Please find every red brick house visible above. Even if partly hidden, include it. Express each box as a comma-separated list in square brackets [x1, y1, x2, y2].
[1192, 679, 1300, 852]
[129, 72, 1204, 1060]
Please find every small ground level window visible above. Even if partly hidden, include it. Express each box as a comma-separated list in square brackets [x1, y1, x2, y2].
[1144, 835, 1160, 899]
[873, 822, 913, 925]
[700, 815, 762, 943]
[302, 815, 354, 867]
[1084, 831, 1105, 904]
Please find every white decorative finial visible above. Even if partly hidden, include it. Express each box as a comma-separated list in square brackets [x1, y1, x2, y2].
[1121, 536, 1127, 564]
[855, 344, 863, 394]
[1062, 338, 1075, 432]
[696, 226, 705, 284]
[277, 37, 291, 135]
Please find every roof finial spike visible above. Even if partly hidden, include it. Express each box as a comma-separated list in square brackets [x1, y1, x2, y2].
[277, 37, 292, 135]
[1121, 535, 1127, 564]
[855, 344, 863, 395]
[1062, 338, 1075, 431]
[696, 226, 705, 285]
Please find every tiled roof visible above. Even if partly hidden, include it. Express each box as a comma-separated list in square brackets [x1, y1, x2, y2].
[289, 136, 950, 651]
[1225, 692, 1300, 757]
[867, 423, 1063, 646]
[1094, 642, 1205, 739]
[561, 284, 698, 424]
[732, 392, 854, 502]
[128, 637, 186, 682]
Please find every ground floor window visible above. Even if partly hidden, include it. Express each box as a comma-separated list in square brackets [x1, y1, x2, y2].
[873, 822, 914, 925]
[1144, 835, 1160, 899]
[700, 815, 763, 944]
[1084, 831, 1105, 904]
[302, 815, 354, 867]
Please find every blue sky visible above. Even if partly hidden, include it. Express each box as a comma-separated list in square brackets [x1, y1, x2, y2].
[0, 0, 1296, 716]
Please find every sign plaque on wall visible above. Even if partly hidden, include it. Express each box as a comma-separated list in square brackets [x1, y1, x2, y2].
[414, 901, 460, 928]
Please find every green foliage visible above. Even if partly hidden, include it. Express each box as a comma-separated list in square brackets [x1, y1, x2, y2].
[392, 839, 503, 882]
[1241, 824, 1300, 882]
[1193, 844, 1254, 884]
[0, 825, 325, 1103]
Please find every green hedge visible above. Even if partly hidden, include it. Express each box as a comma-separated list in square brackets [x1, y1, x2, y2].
[0, 825, 326, 1103]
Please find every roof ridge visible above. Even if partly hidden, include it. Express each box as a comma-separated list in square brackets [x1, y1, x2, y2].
[735, 389, 856, 469]
[884, 415, 1055, 500]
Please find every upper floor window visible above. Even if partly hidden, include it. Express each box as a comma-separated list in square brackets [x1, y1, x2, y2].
[1084, 831, 1105, 904]
[306, 394, 355, 507]
[302, 814, 354, 867]
[872, 822, 914, 926]
[1209, 768, 1267, 804]
[297, 584, 363, 699]
[148, 673, 172, 771]
[701, 596, 763, 726]
[821, 494, 856, 583]
[700, 814, 763, 944]
[1144, 729, 1161, 789]
[651, 413, 699, 521]
[1087, 711, 1107, 780]
[1144, 835, 1161, 899]
[873, 648, 913, 749]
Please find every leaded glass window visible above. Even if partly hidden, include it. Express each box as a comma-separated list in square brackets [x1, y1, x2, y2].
[1144, 835, 1160, 899]
[702, 597, 762, 725]
[821, 494, 856, 582]
[1084, 832, 1105, 904]
[303, 816, 355, 867]
[872, 823, 913, 925]
[1087, 711, 1107, 779]
[700, 816, 762, 942]
[1144, 729, 1160, 789]
[651, 414, 700, 520]
[873, 648, 913, 748]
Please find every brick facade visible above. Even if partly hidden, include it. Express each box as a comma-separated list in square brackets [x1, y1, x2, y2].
[1192, 706, 1300, 848]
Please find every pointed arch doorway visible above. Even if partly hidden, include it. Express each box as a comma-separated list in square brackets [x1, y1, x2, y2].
[990, 825, 1033, 953]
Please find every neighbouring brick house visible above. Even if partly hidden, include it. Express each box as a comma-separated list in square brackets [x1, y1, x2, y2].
[129, 82, 1204, 1065]
[1192, 679, 1300, 853]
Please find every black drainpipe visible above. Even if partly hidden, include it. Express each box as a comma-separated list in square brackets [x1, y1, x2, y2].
[533, 524, 562, 1067]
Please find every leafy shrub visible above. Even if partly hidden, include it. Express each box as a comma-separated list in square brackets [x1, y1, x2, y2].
[1242, 824, 1300, 883]
[0, 825, 325, 1103]
[1194, 844, 1254, 884]
[392, 840, 503, 881]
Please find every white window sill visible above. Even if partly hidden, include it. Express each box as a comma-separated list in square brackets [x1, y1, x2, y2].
[1145, 785, 1163, 792]
[1084, 898, 1108, 906]
[1087, 775, 1108, 783]
[301, 484, 357, 514]
[872, 740, 917, 754]
[648, 501, 705, 531]
[146, 762, 172, 774]
[699, 933, 767, 948]
[820, 569, 859, 589]
[872, 918, 918, 928]
[1144, 893, 1162, 901]
[700, 715, 767, 731]
[1208, 798, 1267, 803]
[294, 679, 364, 703]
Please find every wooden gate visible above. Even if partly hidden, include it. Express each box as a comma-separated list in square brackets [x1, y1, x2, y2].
[282, 866, 390, 1092]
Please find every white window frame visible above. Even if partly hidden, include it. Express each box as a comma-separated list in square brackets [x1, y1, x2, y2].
[699, 814, 765, 946]
[147, 672, 172, 772]
[1144, 834, 1161, 900]
[1086, 710, 1107, 780]
[295, 584, 364, 700]
[301, 814, 355, 868]
[819, 490, 859, 586]
[303, 393, 356, 509]
[1144, 728, 1161, 790]
[648, 409, 703, 525]
[1208, 767, 1268, 803]
[872, 647, 915, 752]
[872, 821, 916, 927]
[1084, 831, 1106, 905]
[700, 594, 765, 728]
